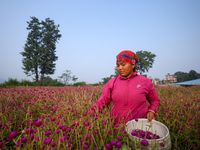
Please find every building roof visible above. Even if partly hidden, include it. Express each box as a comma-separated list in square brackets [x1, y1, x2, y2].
[173, 79, 200, 86]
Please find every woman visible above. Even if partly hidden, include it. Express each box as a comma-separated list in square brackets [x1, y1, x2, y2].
[89, 50, 160, 124]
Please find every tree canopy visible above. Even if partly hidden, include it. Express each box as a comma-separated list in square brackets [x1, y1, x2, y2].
[136, 50, 156, 75]
[174, 70, 200, 82]
[20, 16, 61, 84]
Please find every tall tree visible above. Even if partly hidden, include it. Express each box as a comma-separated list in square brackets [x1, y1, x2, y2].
[21, 17, 41, 83]
[21, 16, 61, 84]
[58, 70, 72, 85]
[174, 70, 200, 82]
[72, 75, 78, 83]
[188, 70, 198, 80]
[39, 18, 61, 83]
[136, 50, 156, 75]
[174, 71, 188, 82]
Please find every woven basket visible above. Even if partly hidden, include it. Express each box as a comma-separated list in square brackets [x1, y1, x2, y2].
[125, 119, 171, 150]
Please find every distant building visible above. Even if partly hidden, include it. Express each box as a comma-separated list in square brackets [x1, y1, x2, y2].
[151, 78, 160, 85]
[164, 73, 177, 83]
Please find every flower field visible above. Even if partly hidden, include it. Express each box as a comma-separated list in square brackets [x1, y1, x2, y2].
[0, 85, 199, 150]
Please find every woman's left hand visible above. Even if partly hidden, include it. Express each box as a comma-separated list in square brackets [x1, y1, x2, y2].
[147, 111, 155, 122]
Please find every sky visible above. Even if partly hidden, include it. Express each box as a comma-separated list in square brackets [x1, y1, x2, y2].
[0, 0, 200, 84]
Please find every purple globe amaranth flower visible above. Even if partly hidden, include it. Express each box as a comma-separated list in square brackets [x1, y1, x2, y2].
[189, 123, 194, 127]
[60, 137, 67, 143]
[27, 121, 34, 126]
[141, 139, 149, 146]
[59, 125, 64, 129]
[33, 130, 38, 133]
[62, 127, 67, 131]
[141, 131, 146, 137]
[88, 126, 92, 130]
[68, 143, 72, 147]
[135, 118, 138, 122]
[104, 121, 107, 124]
[15, 141, 20, 147]
[85, 135, 89, 139]
[118, 137, 122, 141]
[105, 144, 112, 150]
[35, 120, 42, 127]
[45, 131, 51, 136]
[51, 117, 56, 121]
[160, 143, 165, 147]
[74, 122, 79, 127]
[94, 148, 98, 150]
[51, 143, 56, 147]
[114, 124, 119, 128]
[116, 142, 122, 148]
[21, 137, 27, 143]
[0, 141, 4, 148]
[30, 134, 34, 141]
[44, 138, 52, 145]
[67, 128, 71, 132]
[184, 140, 188, 143]
[8, 132, 18, 140]
[131, 131, 137, 136]
[50, 108, 54, 111]
[95, 116, 98, 120]
[84, 122, 89, 126]
[111, 141, 117, 146]
[26, 129, 33, 134]
[83, 145, 89, 149]
[56, 130, 60, 134]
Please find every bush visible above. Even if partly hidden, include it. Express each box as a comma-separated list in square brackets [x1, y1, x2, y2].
[20, 79, 34, 86]
[0, 83, 6, 88]
[73, 82, 87, 86]
[5, 78, 20, 87]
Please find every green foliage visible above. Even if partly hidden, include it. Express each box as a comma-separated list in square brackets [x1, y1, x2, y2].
[136, 50, 156, 75]
[174, 70, 200, 82]
[0, 77, 65, 87]
[102, 75, 115, 84]
[114, 66, 119, 77]
[58, 70, 72, 85]
[20, 16, 61, 84]
[73, 82, 86, 86]
[72, 75, 78, 83]
[4, 78, 20, 86]
[20, 79, 35, 86]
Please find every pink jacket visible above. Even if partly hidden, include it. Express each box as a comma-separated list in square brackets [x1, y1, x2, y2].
[89, 74, 160, 124]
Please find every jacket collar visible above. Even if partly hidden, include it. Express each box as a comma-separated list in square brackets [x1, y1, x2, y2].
[118, 72, 138, 80]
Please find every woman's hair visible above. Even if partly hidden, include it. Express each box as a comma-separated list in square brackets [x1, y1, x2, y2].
[133, 67, 136, 72]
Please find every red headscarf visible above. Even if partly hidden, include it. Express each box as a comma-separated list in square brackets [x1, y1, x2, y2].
[116, 50, 138, 65]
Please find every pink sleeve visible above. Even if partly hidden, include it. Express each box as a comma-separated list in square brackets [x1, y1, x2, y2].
[88, 81, 112, 115]
[146, 82, 160, 113]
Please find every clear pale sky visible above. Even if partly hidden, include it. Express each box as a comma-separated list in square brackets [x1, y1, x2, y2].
[0, 0, 200, 84]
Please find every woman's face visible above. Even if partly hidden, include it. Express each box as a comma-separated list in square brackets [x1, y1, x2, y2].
[117, 62, 135, 78]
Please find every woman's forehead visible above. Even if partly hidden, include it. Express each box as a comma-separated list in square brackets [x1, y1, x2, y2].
[116, 62, 126, 65]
